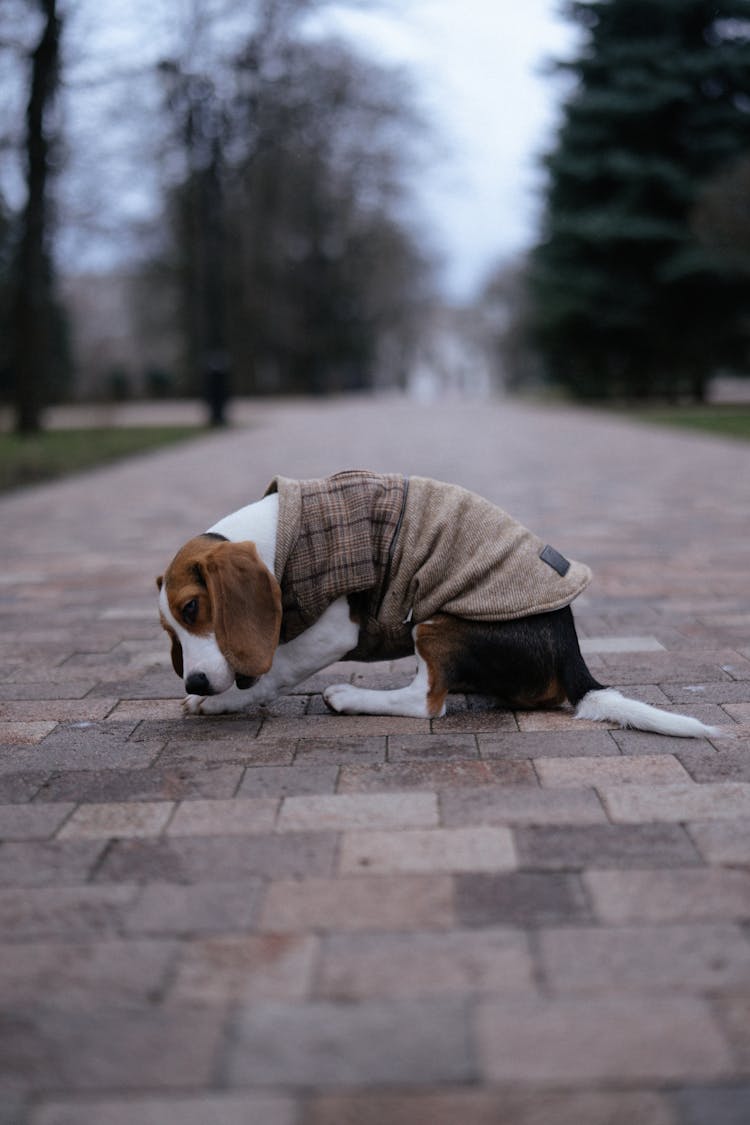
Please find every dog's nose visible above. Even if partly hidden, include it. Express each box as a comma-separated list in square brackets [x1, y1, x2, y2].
[185, 672, 213, 696]
[235, 674, 258, 690]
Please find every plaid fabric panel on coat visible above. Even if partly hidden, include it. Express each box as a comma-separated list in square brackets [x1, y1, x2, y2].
[277, 471, 407, 641]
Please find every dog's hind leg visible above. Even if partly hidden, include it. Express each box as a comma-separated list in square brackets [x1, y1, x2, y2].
[323, 622, 450, 718]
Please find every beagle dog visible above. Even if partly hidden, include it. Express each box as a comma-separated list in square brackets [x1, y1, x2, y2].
[157, 472, 719, 738]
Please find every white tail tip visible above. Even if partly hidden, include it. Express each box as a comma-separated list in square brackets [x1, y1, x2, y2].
[575, 688, 720, 739]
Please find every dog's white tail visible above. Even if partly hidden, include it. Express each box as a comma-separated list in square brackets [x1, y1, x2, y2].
[575, 687, 720, 738]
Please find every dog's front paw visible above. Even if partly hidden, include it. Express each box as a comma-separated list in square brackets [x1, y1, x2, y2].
[182, 693, 236, 716]
[183, 694, 205, 715]
[323, 683, 362, 715]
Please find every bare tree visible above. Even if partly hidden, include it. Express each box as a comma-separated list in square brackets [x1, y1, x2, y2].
[9, 0, 62, 433]
[157, 3, 432, 398]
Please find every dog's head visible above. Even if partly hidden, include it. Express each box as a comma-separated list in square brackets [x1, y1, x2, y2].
[157, 535, 282, 696]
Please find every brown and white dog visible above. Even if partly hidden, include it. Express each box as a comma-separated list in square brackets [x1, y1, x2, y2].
[157, 472, 719, 737]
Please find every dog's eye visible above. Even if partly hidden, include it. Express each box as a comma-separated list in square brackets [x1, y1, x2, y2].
[182, 598, 198, 625]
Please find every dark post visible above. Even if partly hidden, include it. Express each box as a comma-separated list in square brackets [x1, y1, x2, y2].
[203, 350, 230, 427]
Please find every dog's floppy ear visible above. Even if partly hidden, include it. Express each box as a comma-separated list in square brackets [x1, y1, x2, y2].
[168, 632, 184, 677]
[201, 541, 282, 677]
[156, 575, 184, 677]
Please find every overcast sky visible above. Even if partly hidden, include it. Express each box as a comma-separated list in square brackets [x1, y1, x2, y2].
[314, 0, 580, 299]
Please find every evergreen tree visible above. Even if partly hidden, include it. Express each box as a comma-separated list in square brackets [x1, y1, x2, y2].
[530, 0, 750, 400]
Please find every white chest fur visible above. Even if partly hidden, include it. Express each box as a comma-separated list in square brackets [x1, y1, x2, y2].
[207, 493, 279, 575]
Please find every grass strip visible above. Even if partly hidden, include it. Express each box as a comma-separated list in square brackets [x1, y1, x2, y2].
[0, 426, 203, 493]
[631, 405, 750, 441]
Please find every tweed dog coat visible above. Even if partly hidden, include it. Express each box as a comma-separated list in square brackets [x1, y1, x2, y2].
[264, 471, 592, 660]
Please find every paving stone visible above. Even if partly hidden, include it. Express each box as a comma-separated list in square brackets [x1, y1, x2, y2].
[58, 800, 175, 839]
[0, 742, 160, 777]
[476, 995, 733, 1083]
[136, 716, 263, 745]
[582, 635, 666, 653]
[339, 826, 517, 875]
[158, 737, 292, 766]
[0, 699, 117, 722]
[455, 872, 591, 927]
[9, 722, 161, 771]
[598, 652, 735, 685]
[0, 721, 57, 746]
[534, 754, 689, 788]
[1, 1005, 226, 1092]
[717, 701, 750, 724]
[612, 730, 717, 756]
[433, 708, 520, 733]
[223, 998, 473, 1086]
[0, 938, 176, 1007]
[0, 839, 106, 887]
[107, 699, 189, 721]
[38, 719, 139, 746]
[292, 736, 386, 765]
[714, 993, 750, 1069]
[478, 730, 619, 759]
[599, 683, 675, 707]
[124, 879, 262, 935]
[33, 763, 244, 803]
[514, 823, 702, 869]
[724, 656, 750, 680]
[0, 682, 97, 701]
[86, 673, 183, 701]
[169, 933, 318, 1002]
[441, 785, 607, 827]
[387, 733, 479, 761]
[539, 923, 750, 992]
[0, 885, 139, 939]
[259, 714, 431, 738]
[316, 928, 534, 999]
[0, 771, 46, 802]
[600, 781, 750, 823]
[302, 1089, 677, 1125]
[265, 693, 314, 718]
[277, 791, 439, 831]
[166, 797, 278, 836]
[677, 744, 750, 782]
[30, 1094, 297, 1125]
[260, 875, 455, 932]
[585, 867, 750, 923]
[338, 759, 535, 792]
[0, 1093, 27, 1125]
[664, 681, 750, 704]
[515, 710, 615, 732]
[688, 818, 750, 864]
[237, 764, 339, 797]
[672, 1086, 750, 1125]
[95, 832, 337, 883]
[0, 802, 75, 840]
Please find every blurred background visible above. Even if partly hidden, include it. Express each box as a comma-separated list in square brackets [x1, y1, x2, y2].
[1, 0, 750, 436]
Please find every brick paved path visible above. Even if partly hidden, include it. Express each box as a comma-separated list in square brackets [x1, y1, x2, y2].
[1, 396, 750, 1125]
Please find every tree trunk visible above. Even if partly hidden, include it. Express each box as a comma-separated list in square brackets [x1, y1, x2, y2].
[11, 0, 61, 435]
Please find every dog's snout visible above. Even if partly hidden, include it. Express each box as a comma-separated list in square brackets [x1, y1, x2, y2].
[185, 672, 214, 696]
